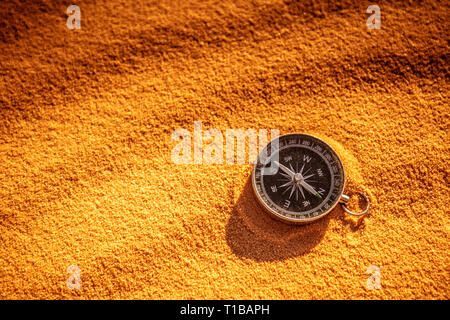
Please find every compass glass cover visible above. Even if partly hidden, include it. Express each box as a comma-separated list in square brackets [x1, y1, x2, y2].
[252, 133, 345, 223]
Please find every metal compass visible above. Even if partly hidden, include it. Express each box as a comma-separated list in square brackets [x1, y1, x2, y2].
[252, 133, 370, 224]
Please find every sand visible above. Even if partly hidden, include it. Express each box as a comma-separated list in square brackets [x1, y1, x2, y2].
[0, 0, 449, 299]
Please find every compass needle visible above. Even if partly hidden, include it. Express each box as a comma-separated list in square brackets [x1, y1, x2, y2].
[274, 161, 295, 178]
[300, 181, 322, 199]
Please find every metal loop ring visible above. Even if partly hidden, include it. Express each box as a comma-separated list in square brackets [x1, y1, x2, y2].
[341, 193, 371, 216]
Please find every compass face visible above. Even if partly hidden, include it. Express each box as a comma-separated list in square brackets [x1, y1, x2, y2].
[252, 133, 345, 223]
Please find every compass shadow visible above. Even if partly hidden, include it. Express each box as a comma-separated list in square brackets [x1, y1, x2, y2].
[225, 177, 333, 262]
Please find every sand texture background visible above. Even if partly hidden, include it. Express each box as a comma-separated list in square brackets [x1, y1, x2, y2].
[0, 0, 449, 299]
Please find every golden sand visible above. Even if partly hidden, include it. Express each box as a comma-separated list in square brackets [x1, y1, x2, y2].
[0, 0, 449, 299]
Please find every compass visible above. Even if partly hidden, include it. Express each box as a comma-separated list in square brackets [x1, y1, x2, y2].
[252, 133, 370, 224]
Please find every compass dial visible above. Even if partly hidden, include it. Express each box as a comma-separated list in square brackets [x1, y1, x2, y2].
[252, 133, 345, 223]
